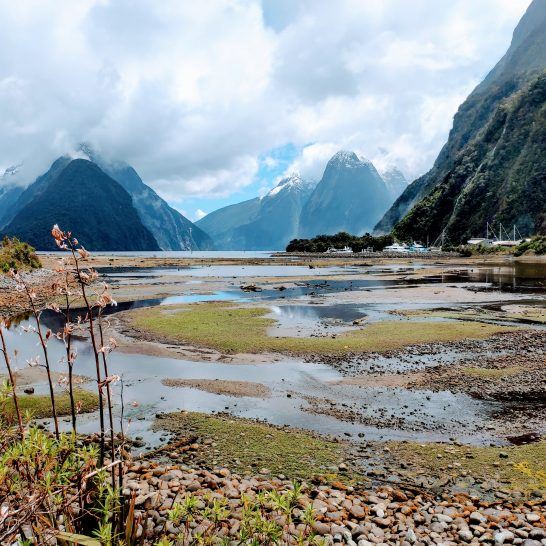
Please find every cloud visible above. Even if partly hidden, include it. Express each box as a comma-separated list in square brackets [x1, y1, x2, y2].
[0, 0, 531, 202]
[282, 143, 340, 182]
[194, 208, 207, 220]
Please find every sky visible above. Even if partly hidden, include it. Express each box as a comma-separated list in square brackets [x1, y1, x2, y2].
[0, 0, 531, 221]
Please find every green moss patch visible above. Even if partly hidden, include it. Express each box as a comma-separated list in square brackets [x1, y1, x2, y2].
[387, 441, 546, 495]
[8, 389, 99, 419]
[155, 411, 353, 481]
[129, 302, 514, 355]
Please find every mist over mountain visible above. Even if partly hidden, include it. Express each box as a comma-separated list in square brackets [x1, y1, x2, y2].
[380, 167, 408, 202]
[375, 0, 546, 242]
[0, 149, 214, 251]
[299, 151, 392, 238]
[78, 146, 213, 251]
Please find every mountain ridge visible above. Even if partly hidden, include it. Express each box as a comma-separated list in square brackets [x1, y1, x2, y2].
[2, 159, 161, 251]
[375, 0, 546, 240]
[298, 151, 391, 238]
[78, 147, 214, 251]
[197, 173, 315, 250]
[0, 151, 214, 250]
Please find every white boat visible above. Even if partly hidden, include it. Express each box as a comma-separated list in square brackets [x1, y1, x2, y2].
[491, 239, 522, 247]
[467, 238, 494, 246]
[408, 242, 428, 252]
[383, 243, 409, 253]
[325, 246, 353, 254]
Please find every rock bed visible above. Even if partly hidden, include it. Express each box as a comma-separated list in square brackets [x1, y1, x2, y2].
[309, 330, 541, 377]
[0, 268, 59, 316]
[124, 460, 545, 545]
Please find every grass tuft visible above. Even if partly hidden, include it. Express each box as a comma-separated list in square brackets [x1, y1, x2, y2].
[155, 411, 352, 481]
[387, 441, 546, 494]
[7, 389, 99, 419]
[129, 302, 516, 355]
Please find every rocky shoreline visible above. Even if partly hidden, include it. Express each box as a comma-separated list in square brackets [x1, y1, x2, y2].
[123, 459, 546, 545]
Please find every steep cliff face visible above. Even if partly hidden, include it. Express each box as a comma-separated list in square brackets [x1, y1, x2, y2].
[299, 151, 391, 238]
[394, 73, 546, 242]
[375, 0, 546, 240]
[79, 148, 214, 250]
[3, 159, 160, 251]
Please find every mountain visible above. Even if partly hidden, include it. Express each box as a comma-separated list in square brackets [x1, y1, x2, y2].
[78, 146, 213, 250]
[380, 166, 407, 202]
[0, 186, 24, 228]
[299, 151, 391, 238]
[375, 0, 546, 242]
[0, 166, 24, 227]
[2, 159, 160, 251]
[196, 174, 314, 250]
[196, 197, 261, 249]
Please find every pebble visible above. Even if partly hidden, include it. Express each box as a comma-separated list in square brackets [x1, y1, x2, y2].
[120, 461, 546, 545]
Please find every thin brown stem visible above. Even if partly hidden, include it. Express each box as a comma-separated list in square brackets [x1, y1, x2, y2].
[68, 245, 105, 465]
[64, 284, 77, 434]
[23, 282, 59, 439]
[98, 311, 116, 488]
[0, 323, 24, 437]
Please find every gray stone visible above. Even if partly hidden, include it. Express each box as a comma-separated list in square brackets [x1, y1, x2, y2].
[470, 512, 487, 525]
[459, 529, 474, 542]
[406, 529, 417, 544]
[494, 530, 514, 544]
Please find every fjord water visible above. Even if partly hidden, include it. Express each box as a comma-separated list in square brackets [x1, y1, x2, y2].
[9, 259, 545, 449]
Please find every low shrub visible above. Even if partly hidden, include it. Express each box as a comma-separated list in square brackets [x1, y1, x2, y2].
[514, 235, 546, 256]
[0, 235, 41, 272]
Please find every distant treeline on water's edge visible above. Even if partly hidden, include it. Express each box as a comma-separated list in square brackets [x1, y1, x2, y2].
[286, 232, 394, 253]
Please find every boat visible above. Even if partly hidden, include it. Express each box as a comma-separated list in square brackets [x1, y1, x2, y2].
[408, 242, 429, 252]
[383, 242, 410, 253]
[325, 246, 353, 254]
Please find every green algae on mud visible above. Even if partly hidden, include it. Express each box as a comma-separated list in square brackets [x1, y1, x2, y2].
[397, 306, 546, 325]
[386, 441, 546, 496]
[461, 366, 523, 379]
[154, 411, 355, 482]
[128, 302, 516, 355]
[7, 389, 99, 419]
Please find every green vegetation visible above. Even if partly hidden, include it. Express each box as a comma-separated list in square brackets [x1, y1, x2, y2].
[515, 235, 546, 256]
[398, 306, 546, 325]
[393, 73, 546, 244]
[0, 235, 41, 272]
[167, 484, 325, 545]
[286, 231, 393, 252]
[156, 411, 351, 481]
[130, 302, 514, 355]
[448, 243, 509, 257]
[388, 441, 546, 495]
[7, 389, 99, 419]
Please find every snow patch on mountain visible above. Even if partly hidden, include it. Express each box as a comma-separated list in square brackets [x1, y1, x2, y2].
[264, 173, 314, 199]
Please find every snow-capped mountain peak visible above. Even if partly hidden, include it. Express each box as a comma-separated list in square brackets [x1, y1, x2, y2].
[328, 150, 373, 169]
[264, 173, 312, 198]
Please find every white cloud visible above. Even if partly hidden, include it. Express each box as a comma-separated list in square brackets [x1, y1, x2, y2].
[0, 0, 531, 200]
[282, 143, 340, 181]
[194, 208, 207, 220]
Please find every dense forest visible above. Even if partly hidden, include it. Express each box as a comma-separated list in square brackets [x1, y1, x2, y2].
[286, 232, 393, 252]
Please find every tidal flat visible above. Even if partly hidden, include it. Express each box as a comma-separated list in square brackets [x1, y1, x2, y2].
[4, 253, 545, 498]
